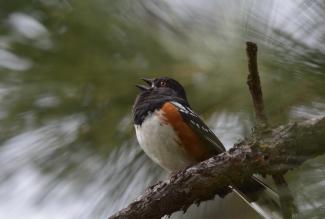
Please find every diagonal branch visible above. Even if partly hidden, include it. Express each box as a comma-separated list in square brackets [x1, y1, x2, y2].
[109, 116, 325, 219]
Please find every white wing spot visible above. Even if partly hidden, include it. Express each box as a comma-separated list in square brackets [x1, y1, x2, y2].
[172, 101, 214, 134]
[171, 101, 198, 117]
[171, 101, 187, 111]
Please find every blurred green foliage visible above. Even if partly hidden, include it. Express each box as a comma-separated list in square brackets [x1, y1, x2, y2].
[0, 0, 324, 219]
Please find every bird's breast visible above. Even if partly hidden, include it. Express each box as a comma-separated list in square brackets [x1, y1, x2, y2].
[135, 110, 195, 172]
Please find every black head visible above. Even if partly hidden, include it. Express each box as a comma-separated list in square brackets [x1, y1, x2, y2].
[133, 77, 190, 125]
[136, 77, 187, 101]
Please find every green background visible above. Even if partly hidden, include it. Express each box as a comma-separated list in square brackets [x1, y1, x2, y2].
[0, 0, 324, 218]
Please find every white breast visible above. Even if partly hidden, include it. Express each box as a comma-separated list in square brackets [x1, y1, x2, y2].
[135, 111, 194, 172]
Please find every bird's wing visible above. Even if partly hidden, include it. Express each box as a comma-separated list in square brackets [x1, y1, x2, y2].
[171, 101, 226, 154]
[169, 103, 283, 218]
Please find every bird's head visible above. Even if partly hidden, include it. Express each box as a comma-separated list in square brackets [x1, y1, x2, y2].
[136, 76, 187, 101]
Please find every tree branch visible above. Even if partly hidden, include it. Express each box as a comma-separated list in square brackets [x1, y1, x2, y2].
[109, 116, 325, 219]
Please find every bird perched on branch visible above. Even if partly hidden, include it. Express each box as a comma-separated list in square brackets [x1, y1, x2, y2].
[133, 76, 282, 219]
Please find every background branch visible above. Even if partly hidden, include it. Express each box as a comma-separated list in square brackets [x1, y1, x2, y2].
[246, 42, 268, 128]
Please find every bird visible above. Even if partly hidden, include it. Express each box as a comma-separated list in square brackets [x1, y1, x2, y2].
[133, 76, 282, 219]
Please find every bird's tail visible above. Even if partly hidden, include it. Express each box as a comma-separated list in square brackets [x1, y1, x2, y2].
[231, 176, 285, 219]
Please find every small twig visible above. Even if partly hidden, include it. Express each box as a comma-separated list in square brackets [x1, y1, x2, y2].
[246, 42, 268, 128]
[272, 175, 297, 219]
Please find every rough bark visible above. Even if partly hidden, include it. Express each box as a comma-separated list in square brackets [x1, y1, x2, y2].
[109, 116, 325, 219]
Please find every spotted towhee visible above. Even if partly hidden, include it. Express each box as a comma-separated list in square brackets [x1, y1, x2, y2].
[133, 77, 282, 218]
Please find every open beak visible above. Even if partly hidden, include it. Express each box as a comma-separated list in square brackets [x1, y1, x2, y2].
[136, 78, 154, 91]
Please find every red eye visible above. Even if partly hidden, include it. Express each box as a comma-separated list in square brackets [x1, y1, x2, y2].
[160, 81, 166, 86]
